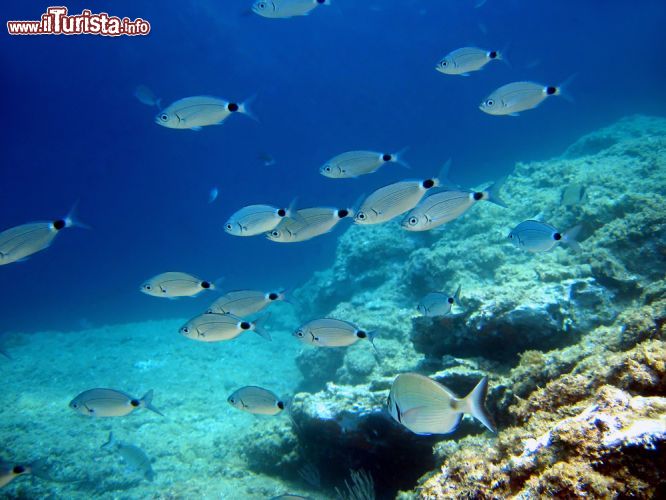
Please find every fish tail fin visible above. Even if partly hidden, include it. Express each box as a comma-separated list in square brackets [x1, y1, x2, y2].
[487, 176, 508, 208]
[101, 432, 115, 449]
[498, 42, 511, 67]
[286, 198, 307, 224]
[392, 146, 412, 169]
[252, 313, 272, 341]
[64, 201, 90, 230]
[141, 390, 165, 417]
[453, 285, 462, 306]
[211, 275, 225, 291]
[555, 73, 577, 103]
[462, 377, 496, 433]
[239, 94, 259, 122]
[434, 159, 459, 190]
[563, 224, 582, 252]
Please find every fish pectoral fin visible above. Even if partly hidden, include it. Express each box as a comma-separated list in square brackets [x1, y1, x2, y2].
[190, 126, 203, 131]
[461, 73, 470, 77]
[508, 113, 519, 117]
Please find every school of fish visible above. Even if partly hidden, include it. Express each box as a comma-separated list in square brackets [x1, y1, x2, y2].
[0, 0, 586, 494]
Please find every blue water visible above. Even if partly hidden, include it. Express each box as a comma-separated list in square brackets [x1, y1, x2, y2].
[2, 0, 665, 335]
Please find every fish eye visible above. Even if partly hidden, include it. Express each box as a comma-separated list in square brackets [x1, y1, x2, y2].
[182, 327, 189, 333]
[486, 99, 495, 107]
[160, 113, 168, 121]
[145, 284, 152, 290]
[228, 397, 235, 404]
[508, 233, 513, 239]
[440, 60, 448, 67]
[71, 402, 78, 408]
[324, 166, 331, 172]
[258, 2, 266, 8]
[271, 230, 280, 237]
[408, 217, 418, 225]
[296, 330, 304, 337]
[357, 212, 366, 220]
[226, 223, 232, 230]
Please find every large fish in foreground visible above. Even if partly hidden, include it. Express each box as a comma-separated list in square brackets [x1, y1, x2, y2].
[266, 207, 353, 243]
[479, 79, 571, 116]
[320, 149, 408, 179]
[207, 290, 286, 316]
[354, 163, 451, 225]
[180, 313, 271, 341]
[294, 318, 377, 350]
[140, 272, 217, 298]
[508, 220, 581, 253]
[155, 95, 254, 130]
[227, 386, 286, 415]
[69, 389, 164, 417]
[387, 373, 495, 435]
[402, 178, 507, 231]
[0, 207, 85, 266]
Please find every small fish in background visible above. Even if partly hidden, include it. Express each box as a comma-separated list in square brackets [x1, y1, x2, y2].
[508, 220, 582, 253]
[133, 85, 162, 109]
[354, 163, 449, 225]
[252, 0, 331, 19]
[320, 149, 409, 179]
[0, 205, 87, 266]
[479, 77, 574, 116]
[0, 459, 48, 488]
[417, 285, 463, 317]
[180, 313, 271, 342]
[155, 95, 255, 131]
[402, 177, 507, 231]
[436, 47, 504, 76]
[267, 207, 353, 243]
[258, 152, 276, 167]
[387, 373, 496, 435]
[208, 187, 219, 204]
[224, 202, 301, 236]
[69, 388, 164, 417]
[227, 386, 286, 415]
[294, 318, 378, 351]
[207, 290, 286, 316]
[102, 433, 154, 482]
[561, 183, 587, 207]
[140, 272, 218, 298]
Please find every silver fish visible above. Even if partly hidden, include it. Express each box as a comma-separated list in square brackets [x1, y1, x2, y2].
[402, 178, 507, 231]
[354, 168, 446, 225]
[180, 313, 271, 342]
[267, 207, 352, 243]
[140, 272, 216, 298]
[224, 202, 299, 236]
[227, 386, 285, 415]
[417, 285, 462, 317]
[155, 95, 254, 130]
[69, 388, 163, 418]
[561, 184, 587, 207]
[294, 318, 377, 350]
[0, 207, 84, 266]
[320, 149, 408, 179]
[252, 0, 331, 19]
[133, 85, 161, 108]
[436, 47, 503, 76]
[207, 290, 286, 316]
[508, 220, 581, 253]
[102, 433, 154, 482]
[480, 80, 567, 116]
[387, 373, 495, 435]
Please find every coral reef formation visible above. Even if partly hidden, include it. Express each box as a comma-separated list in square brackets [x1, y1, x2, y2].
[245, 115, 666, 498]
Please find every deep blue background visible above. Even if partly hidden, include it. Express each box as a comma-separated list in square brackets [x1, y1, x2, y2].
[2, 0, 665, 332]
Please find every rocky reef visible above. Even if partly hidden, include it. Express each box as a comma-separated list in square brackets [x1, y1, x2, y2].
[240, 115, 666, 498]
